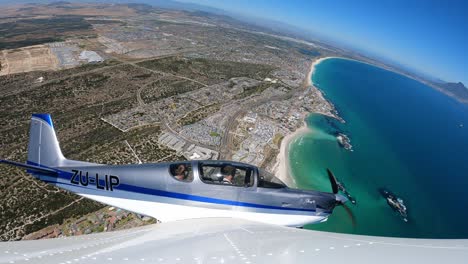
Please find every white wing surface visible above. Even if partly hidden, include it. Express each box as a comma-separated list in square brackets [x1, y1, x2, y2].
[1, 218, 467, 263]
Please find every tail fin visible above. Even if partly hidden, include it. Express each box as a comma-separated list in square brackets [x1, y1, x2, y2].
[27, 114, 65, 167]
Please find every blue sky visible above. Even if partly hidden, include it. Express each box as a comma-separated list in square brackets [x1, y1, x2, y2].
[180, 0, 467, 84]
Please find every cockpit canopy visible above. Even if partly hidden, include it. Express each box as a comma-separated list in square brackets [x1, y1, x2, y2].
[258, 168, 287, 188]
[199, 162, 255, 187]
[168, 161, 286, 188]
[169, 163, 193, 182]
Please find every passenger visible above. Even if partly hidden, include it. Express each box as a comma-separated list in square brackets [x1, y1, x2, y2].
[221, 165, 236, 185]
[173, 164, 187, 181]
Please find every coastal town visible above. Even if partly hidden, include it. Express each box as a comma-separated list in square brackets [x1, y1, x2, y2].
[0, 2, 354, 240]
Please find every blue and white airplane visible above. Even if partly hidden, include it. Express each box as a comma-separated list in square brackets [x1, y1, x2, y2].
[1, 114, 346, 227]
[1, 114, 467, 264]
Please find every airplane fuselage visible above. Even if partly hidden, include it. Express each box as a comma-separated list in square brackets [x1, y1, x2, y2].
[32, 160, 336, 227]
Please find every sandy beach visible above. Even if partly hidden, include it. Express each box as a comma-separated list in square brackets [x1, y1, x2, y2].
[273, 56, 336, 186]
[273, 125, 312, 187]
[306, 56, 340, 86]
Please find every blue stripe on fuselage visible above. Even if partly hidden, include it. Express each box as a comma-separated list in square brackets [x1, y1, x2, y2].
[29, 161, 324, 213]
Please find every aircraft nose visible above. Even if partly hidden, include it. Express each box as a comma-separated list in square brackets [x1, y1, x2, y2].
[335, 194, 348, 205]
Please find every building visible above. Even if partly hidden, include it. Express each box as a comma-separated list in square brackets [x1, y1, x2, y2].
[79, 50, 104, 63]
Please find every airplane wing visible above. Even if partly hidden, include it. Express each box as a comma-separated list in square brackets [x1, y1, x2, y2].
[1, 218, 467, 264]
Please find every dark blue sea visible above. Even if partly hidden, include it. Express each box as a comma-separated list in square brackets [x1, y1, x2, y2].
[289, 58, 468, 238]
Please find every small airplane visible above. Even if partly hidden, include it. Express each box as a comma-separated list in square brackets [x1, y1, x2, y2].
[0, 114, 349, 228]
[1, 114, 468, 264]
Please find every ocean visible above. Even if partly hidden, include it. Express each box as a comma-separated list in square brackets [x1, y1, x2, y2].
[289, 58, 468, 238]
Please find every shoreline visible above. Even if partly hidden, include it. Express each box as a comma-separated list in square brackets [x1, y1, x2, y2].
[274, 56, 339, 185]
[306, 56, 345, 122]
[306, 56, 341, 87]
[273, 124, 312, 187]
[274, 54, 432, 186]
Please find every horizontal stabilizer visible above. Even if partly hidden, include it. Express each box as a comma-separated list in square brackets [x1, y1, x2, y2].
[0, 159, 58, 176]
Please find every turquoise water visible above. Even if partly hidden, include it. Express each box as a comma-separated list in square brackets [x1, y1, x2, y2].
[290, 58, 468, 238]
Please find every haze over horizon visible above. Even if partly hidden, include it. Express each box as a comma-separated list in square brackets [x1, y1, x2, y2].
[0, 0, 466, 85]
[176, 0, 467, 86]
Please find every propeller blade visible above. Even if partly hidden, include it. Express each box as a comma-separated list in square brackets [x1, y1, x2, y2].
[327, 168, 339, 194]
[326, 168, 356, 227]
[342, 203, 356, 228]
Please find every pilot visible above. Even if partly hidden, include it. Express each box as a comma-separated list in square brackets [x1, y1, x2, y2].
[221, 165, 236, 185]
[173, 164, 187, 181]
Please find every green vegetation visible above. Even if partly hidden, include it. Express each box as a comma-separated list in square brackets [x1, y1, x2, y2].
[260, 145, 279, 168]
[137, 56, 276, 85]
[178, 103, 221, 126]
[142, 77, 203, 104]
[85, 19, 126, 25]
[210, 131, 220, 137]
[0, 16, 94, 49]
[298, 48, 320, 57]
[125, 3, 155, 14]
[273, 133, 284, 147]
[234, 82, 280, 100]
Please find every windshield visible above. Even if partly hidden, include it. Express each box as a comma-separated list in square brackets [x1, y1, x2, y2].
[257, 169, 286, 189]
[199, 162, 254, 187]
